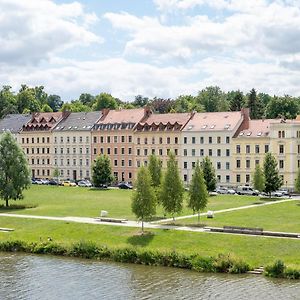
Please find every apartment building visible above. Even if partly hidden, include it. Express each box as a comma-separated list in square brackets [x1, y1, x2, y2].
[92, 108, 147, 182]
[20, 112, 69, 179]
[181, 109, 248, 186]
[133, 112, 193, 177]
[52, 112, 101, 180]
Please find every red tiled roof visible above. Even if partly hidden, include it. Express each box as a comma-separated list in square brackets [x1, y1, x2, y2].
[183, 111, 242, 132]
[140, 112, 192, 125]
[23, 112, 64, 131]
[97, 108, 145, 124]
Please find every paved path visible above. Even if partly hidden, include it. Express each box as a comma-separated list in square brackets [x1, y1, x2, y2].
[0, 198, 299, 239]
[152, 198, 298, 224]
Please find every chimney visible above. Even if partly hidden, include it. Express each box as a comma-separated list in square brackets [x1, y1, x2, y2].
[241, 107, 250, 129]
[62, 111, 71, 119]
[100, 108, 110, 121]
[140, 107, 152, 122]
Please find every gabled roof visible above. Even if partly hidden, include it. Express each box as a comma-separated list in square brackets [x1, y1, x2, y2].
[183, 111, 242, 132]
[0, 114, 31, 133]
[22, 112, 66, 131]
[234, 119, 280, 138]
[53, 112, 102, 132]
[97, 108, 145, 124]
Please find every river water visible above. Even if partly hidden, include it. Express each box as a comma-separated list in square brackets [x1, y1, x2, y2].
[0, 253, 299, 300]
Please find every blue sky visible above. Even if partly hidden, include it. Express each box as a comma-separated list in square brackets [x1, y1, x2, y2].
[1, 0, 300, 101]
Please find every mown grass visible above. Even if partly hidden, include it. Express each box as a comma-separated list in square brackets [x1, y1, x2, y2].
[175, 200, 300, 233]
[0, 216, 299, 269]
[0, 185, 260, 220]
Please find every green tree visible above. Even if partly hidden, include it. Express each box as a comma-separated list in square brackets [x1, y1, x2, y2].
[201, 156, 217, 192]
[41, 104, 53, 112]
[79, 93, 95, 107]
[188, 162, 208, 224]
[247, 88, 263, 119]
[92, 155, 114, 188]
[0, 132, 31, 207]
[253, 164, 265, 192]
[265, 96, 299, 119]
[16, 87, 40, 113]
[197, 86, 226, 112]
[92, 93, 118, 110]
[174, 95, 203, 113]
[132, 95, 149, 107]
[47, 94, 63, 112]
[160, 152, 184, 221]
[131, 166, 156, 233]
[148, 154, 162, 188]
[294, 168, 300, 193]
[0, 86, 17, 118]
[52, 168, 60, 186]
[229, 90, 244, 111]
[263, 153, 282, 197]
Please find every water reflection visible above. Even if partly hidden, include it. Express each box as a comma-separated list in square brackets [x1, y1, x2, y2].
[0, 253, 299, 300]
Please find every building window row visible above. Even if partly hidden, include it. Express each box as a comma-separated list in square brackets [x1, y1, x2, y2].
[236, 144, 269, 154]
[184, 136, 230, 144]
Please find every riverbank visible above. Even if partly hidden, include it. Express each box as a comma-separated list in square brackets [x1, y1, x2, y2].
[0, 216, 299, 279]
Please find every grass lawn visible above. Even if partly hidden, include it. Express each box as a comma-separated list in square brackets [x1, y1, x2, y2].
[0, 216, 299, 269]
[175, 200, 300, 233]
[0, 185, 261, 220]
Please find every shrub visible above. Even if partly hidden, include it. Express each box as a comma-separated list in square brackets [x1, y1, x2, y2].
[69, 241, 99, 259]
[213, 254, 234, 273]
[0, 240, 28, 252]
[284, 268, 300, 280]
[112, 248, 138, 263]
[265, 260, 285, 278]
[191, 256, 215, 272]
[229, 260, 250, 274]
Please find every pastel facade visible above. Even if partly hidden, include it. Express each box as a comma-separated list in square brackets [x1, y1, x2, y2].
[20, 112, 69, 179]
[92, 108, 147, 182]
[181, 110, 248, 186]
[133, 112, 193, 177]
[52, 112, 101, 180]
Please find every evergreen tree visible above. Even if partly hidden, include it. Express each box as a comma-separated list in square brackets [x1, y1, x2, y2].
[229, 90, 244, 111]
[0, 132, 31, 207]
[148, 154, 162, 188]
[160, 152, 184, 221]
[294, 168, 300, 193]
[263, 153, 282, 197]
[132, 166, 156, 233]
[92, 155, 114, 188]
[247, 88, 264, 119]
[201, 156, 217, 192]
[253, 164, 265, 192]
[188, 162, 208, 224]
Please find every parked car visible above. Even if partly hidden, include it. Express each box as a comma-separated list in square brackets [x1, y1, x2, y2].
[236, 186, 259, 196]
[35, 179, 43, 185]
[62, 180, 77, 187]
[118, 182, 133, 189]
[227, 189, 236, 195]
[271, 191, 283, 197]
[216, 187, 228, 194]
[77, 180, 92, 187]
[48, 179, 59, 185]
[279, 189, 289, 196]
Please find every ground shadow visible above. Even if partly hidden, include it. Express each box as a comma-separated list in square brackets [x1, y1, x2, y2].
[127, 232, 155, 247]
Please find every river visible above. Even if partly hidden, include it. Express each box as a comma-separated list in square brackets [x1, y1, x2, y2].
[0, 253, 299, 300]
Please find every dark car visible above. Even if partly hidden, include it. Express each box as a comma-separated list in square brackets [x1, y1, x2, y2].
[118, 182, 133, 189]
[48, 179, 59, 185]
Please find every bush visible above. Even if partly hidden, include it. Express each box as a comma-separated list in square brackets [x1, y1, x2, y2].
[284, 268, 300, 280]
[229, 260, 250, 274]
[191, 256, 215, 272]
[112, 248, 138, 263]
[0, 240, 28, 252]
[69, 241, 99, 259]
[213, 254, 234, 273]
[265, 260, 285, 278]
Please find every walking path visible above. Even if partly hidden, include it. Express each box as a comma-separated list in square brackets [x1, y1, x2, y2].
[0, 198, 299, 239]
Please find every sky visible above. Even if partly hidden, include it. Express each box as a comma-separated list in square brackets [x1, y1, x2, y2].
[1, 0, 300, 101]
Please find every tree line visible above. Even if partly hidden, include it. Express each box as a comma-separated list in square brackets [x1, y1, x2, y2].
[1, 85, 300, 120]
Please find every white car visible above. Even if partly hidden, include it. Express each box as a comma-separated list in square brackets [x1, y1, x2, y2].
[271, 191, 283, 197]
[227, 189, 236, 195]
[216, 187, 228, 194]
[77, 180, 92, 187]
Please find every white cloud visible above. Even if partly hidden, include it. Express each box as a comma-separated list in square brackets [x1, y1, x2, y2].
[0, 0, 101, 65]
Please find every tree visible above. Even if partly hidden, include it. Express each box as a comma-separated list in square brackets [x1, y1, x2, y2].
[0, 132, 31, 207]
[16, 87, 40, 113]
[188, 162, 208, 224]
[131, 166, 156, 233]
[132, 95, 149, 107]
[160, 152, 184, 221]
[229, 90, 244, 111]
[150, 97, 174, 113]
[148, 154, 162, 188]
[92, 93, 118, 111]
[174, 95, 203, 113]
[52, 168, 60, 186]
[247, 88, 263, 119]
[265, 96, 299, 119]
[79, 93, 95, 107]
[263, 153, 282, 197]
[201, 156, 217, 192]
[197, 86, 226, 112]
[294, 168, 300, 193]
[92, 155, 114, 187]
[41, 104, 53, 112]
[253, 164, 265, 192]
[47, 94, 63, 112]
[0, 86, 17, 118]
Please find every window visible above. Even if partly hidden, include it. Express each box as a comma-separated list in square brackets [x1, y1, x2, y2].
[129, 172, 132, 179]
[217, 162, 221, 169]
[67, 159, 70, 166]
[32, 137, 34, 143]
[114, 160, 118, 166]
[100, 136, 104, 143]
[93, 148, 97, 155]
[217, 175, 221, 182]
[114, 136, 118, 143]
[121, 160, 125, 167]
[137, 161, 140, 168]
[114, 148, 118, 155]
[279, 160, 284, 169]
[37, 137, 40, 143]
[121, 148, 125, 155]
[192, 162, 196, 168]
[152, 149, 155, 154]
[145, 138, 148, 144]
[217, 136, 221, 144]
[79, 147, 83, 154]
[31, 158, 34, 164]
[107, 148, 111, 155]
[86, 147, 89, 154]
[184, 149, 187, 156]
[226, 149, 230, 156]
[86, 159, 89, 166]
[226, 162, 230, 170]
[265, 145, 269, 153]
[217, 149, 221, 156]
[159, 137, 163, 144]
[128, 136, 132, 143]
[107, 136, 111, 143]
[184, 162, 188, 169]
[236, 174, 241, 183]
[175, 137, 178, 144]
[246, 174, 250, 183]
[209, 137, 212, 144]
[209, 149, 212, 156]
[175, 149, 178, 155]
[184, 174, 187, 182]
[246, 145, 250, 154]
[121, 136, 125, 143]
[80, 159, 83, 166]
[137, 149, 140, 156]
[144, 149, 148, 156]
[73, 159, 76, 166]
[86, 136, 89, 143]
[32, 148, 35, 154]
[226, 175, 230, 183]
[167, 137, 170, 144]
[192, 137, 196, 144]
[298, 145, 300, 154]
[159, 149, 163, 155]
[236, 145, 240, 154]
[128, 160, 132, 167]
[61, 159, 63, 166]
[236, 159, 241, 168]
[255, 160, 260, 165]
[279, 145, 284, 154]
[246, 160, 250, 168]
[128, 148, 132, 155]
[93, 136, 97, 143]
[278, 130, 285, 138]
[226, 136, 230, 144]
[200, 149, 204, 156]
[137, 138, 140, 144]
[73, 148, 76, 154]
[192, 149, 196, 156]
[152, 137, 155, 144]
[255, 145, 260, 154]
[200, 137, 204, 144]
[73, 137, 76, 143]
[100, 148, 104, 154]
[184, 137, 187, 144]
[60, 148, 63, 154]
[79, 136, 83, 143]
